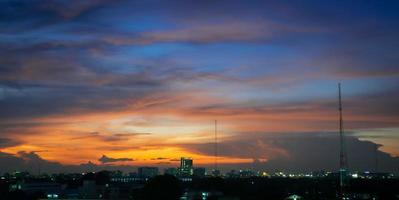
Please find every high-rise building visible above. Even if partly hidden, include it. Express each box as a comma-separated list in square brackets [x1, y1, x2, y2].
[179, 157, 193, 176]
[138, 167, 159, 178]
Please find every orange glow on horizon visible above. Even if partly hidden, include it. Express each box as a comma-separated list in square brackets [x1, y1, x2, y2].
[1, 91, 398, 166]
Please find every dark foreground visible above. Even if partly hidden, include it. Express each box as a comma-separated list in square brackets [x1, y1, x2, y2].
[1, 173, 398, 200]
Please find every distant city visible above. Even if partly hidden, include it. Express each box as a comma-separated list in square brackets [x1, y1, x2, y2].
[1, 156, 398, 200]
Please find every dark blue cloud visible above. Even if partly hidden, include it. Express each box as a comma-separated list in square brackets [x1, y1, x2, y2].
[0, 138, 21, 148]
[98, 154, 133, 163]
[0, 151, 137, 173]
[181, 132, 399, 173]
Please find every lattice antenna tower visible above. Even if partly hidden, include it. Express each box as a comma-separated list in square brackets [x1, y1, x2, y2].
[214, 120, 218, 171]
[338, 83, 348, 197]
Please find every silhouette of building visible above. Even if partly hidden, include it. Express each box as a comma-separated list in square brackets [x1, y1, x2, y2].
[10, 181, 62, 198]
[179, 157, 193, 176]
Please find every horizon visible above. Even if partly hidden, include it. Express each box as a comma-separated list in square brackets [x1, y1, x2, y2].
[1, 0, 399, 174]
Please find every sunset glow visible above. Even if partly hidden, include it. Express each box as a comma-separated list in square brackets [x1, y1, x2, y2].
[0, 0, 398, 173]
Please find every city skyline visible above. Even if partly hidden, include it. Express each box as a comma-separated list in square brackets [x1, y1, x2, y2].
[1, 0, 399, 174]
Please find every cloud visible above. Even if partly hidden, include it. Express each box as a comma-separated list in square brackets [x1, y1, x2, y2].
[0, 151, 77, 173]
[0, 151, 138, 173]
[180, 132, 399, 173]
[102, 20, 317, 45]
[68, 132, 150, 143]
[113, 132, 152, 137]
[0, 132, 398, 174]
[0, 0, 117, 33]
[151, 157, 168, 160]
[0, 79, 163, 121]
[165, 86, 399, 132]
[98, 155, 133, 164]
[0, 138, 22, 148]
[39, 0, 116, 19]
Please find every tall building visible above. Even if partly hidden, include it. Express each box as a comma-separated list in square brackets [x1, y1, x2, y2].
[179, 157, 193, 176]
[138, 167, 159, 178]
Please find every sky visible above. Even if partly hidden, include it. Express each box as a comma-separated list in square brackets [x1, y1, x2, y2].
[0, 0, 399, 173]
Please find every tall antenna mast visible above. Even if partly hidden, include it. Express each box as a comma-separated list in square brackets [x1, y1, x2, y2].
[338, 83, 348, 197]
[375, 144, 379, 173]
[214, 120, 218, 171]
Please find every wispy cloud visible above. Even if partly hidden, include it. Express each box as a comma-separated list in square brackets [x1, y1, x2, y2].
[98, 154, 133, 164]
